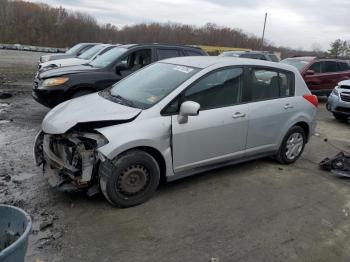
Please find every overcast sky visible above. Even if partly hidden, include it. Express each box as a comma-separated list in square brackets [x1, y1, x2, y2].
[30, 0, 350, 50]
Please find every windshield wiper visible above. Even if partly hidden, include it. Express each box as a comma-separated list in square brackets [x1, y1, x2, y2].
[114, 94, 136, 107]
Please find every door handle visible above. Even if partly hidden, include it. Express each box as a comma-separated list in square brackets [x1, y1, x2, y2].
[232, 112, 246, 119]
[284, 104, 294, 110]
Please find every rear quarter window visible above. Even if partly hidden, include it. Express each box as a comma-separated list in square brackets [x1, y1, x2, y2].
[184, 50, 204, 56]
[338, 62, 350, 71]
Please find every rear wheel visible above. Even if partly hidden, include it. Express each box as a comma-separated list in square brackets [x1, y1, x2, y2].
[333, 113, 348, 122]
[100, 150, 160, 208]
[276, 126, 306, 164]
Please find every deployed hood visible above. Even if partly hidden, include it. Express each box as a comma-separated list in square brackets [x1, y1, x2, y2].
[40, 58, 89, 70]
[39, 64, 98, 79]
[42, 93, 142, 134]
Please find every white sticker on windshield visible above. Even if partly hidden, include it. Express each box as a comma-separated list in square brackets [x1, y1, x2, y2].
[173, 66, 194, 74]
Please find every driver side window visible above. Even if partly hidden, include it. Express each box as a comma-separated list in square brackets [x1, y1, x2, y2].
[119, 49, 152, 72]
[183, 68, 243, 110]
[162, 67, 244, 115]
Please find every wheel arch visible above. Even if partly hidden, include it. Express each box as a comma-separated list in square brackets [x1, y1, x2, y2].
[117, 146, 167, 185]
[293, 121, 310, 142]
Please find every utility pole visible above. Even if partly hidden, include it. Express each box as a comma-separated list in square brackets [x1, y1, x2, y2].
[261, 13, 268, 48]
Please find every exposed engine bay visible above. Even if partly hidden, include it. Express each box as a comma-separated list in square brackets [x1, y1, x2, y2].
[34, 130, 108, 194]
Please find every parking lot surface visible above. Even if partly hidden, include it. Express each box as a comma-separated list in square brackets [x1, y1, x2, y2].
[1, 50, 350, 262]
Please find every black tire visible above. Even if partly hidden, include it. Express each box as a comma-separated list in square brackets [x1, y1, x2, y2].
[333, 113, 348, 122]
[276, 126, 306, 164]
[100, 150, 160, 208]
[70, 89, 94, 99]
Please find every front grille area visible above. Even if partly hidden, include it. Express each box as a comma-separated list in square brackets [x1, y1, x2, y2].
[335, 106, 350, 113]
[340, 92, 350, 102]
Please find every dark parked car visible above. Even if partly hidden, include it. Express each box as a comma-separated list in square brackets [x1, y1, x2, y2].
[219, 51, 280, 62]
[281, 57, 350, 95]
[39, 43, 100, 63]
[32, 44, 208, 107]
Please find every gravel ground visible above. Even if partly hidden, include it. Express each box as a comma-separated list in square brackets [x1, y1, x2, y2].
[1, 49, 350, 262]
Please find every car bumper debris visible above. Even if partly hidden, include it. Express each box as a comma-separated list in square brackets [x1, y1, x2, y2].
[320, 152, 350, 177]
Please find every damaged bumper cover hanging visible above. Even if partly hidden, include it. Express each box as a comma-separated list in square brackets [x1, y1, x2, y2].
[34, 130, 108, 193]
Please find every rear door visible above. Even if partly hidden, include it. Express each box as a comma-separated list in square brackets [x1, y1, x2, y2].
[322, 61, 343, 91]
[336, 61, 350, 82]
[245, 67, 296, 155]
[303, 61, 325, 92]
[171, 67, 249, 173]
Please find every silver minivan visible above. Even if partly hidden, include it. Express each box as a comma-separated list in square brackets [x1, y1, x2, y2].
[34, 57, 318, 207]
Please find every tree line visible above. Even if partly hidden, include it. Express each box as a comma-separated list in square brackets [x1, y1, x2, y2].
[0, 0, 324, 58]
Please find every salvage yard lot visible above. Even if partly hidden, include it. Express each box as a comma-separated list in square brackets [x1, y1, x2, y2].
[1, 49, 350, 262]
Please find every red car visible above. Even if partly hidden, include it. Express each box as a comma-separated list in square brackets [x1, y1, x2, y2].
[281, 57, 350, 95]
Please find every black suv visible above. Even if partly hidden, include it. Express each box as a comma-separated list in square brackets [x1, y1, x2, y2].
[32, 44, 207, 108]
[219, 51, 280, 62]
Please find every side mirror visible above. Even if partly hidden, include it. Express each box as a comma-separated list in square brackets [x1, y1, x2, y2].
[178, 101, 200, 124]
[115, 62, 128, 75]
[305, 70, 315, 76]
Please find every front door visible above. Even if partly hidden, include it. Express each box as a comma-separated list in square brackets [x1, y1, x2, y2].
[171, 67, 249, 173]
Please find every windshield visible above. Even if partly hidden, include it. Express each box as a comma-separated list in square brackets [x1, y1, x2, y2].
[281, 58, 309, 72]
[66, 44, 84, 55]
[78, 45, 104, 60]
[110, 62, 200, 109]
[89, 47, 127, 68]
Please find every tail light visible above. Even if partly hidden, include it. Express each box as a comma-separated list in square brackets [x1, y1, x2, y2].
[303, 94, 318, 107]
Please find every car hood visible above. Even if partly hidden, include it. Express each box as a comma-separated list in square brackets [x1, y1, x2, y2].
[338, 79, 350, 87]
[42, 93, 142, 134]
[42, 53, 74, 61]
[39, 64, 98, 79]
[40, 58, 89, 69]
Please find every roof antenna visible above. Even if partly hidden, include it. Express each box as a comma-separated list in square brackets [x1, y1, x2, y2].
[261, 13, 268, 49]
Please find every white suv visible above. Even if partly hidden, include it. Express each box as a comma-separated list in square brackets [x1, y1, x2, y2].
[34, 57, 318, 207]
[327, 80, 350, 121]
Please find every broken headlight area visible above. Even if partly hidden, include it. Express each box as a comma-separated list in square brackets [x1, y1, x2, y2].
[34, 130, 108, 193]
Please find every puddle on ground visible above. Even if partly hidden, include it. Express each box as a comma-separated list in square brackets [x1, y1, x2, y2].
[0, 119, 11, 125]
[0, 103, 10, 114]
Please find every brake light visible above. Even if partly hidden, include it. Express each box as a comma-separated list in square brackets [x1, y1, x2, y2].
[303, 94, 318, 107]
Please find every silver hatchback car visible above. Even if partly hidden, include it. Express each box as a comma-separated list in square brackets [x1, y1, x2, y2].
[34, 57, 318, 207]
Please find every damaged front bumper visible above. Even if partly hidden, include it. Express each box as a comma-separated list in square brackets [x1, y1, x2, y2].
[34, 130, 107, 193]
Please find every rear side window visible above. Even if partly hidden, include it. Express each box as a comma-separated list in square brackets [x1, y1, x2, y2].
[240, 53, 266, 60]
[268, 54, 279, 62]
[324, 61, 339, 73]
[248, 68, 294, 101]
[309, 62, 323, 73]
[157, 49, 183, 60]
[338, 62, 350, 71]
[184, 68, 243, 110]
[184, 50, 203, 56]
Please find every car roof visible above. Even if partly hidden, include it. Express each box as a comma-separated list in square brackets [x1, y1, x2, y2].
[160, 56, 296, 71]
[119, 43, 203, 50]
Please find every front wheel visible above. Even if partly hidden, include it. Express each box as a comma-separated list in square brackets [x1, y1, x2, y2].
[100, 150, 160, 208]
[276, 126, 306, 164]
